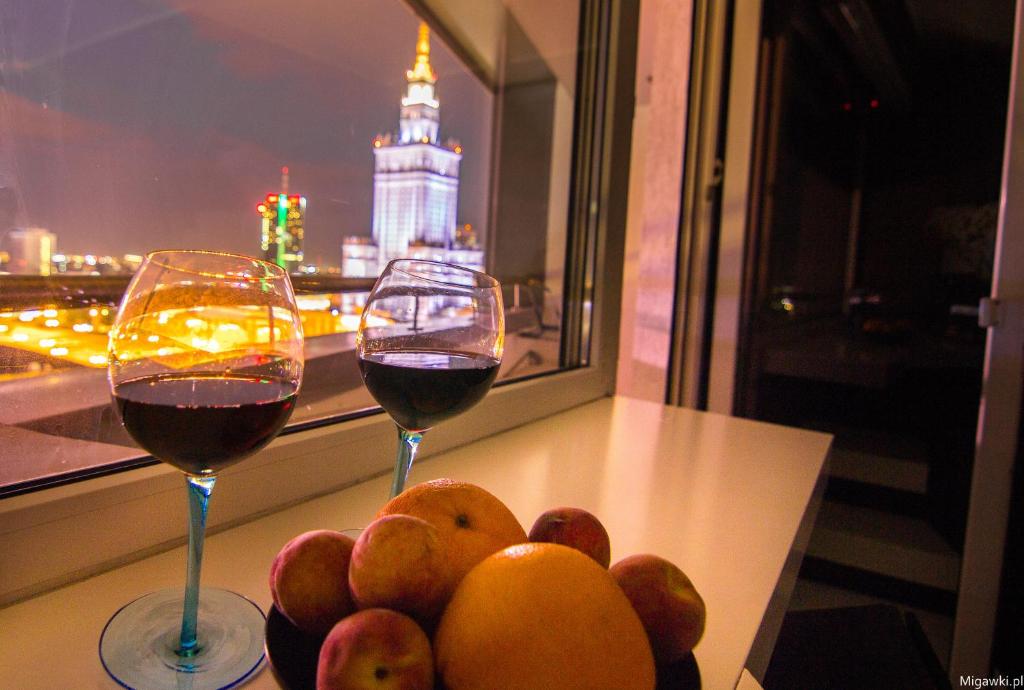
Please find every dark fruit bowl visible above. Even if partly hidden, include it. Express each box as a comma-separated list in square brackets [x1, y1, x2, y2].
[266, 604, 700, 690]
[657, 653, 702, 689]
[265, 605, 325, 690]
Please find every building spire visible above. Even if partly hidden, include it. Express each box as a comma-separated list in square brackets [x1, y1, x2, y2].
[280, 166, 289, 194]
[406, 22, 437, 84]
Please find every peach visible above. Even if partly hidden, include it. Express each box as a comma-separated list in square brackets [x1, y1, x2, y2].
[348, 514, 452, 624]
[610, 554, 706, 664]
[528, 507, 611, 568]
[317, 608, 433, 690]
[269, 529, 356, 637]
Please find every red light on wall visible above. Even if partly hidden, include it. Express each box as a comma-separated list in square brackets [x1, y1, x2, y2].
[869, 98, 879, 109]
[842, 102, 853, 112]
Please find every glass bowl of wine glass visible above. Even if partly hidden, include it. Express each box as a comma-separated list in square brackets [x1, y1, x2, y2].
[356, 259, 503, 498]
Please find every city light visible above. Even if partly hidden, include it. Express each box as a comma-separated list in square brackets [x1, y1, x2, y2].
[0, 294, 384, 375]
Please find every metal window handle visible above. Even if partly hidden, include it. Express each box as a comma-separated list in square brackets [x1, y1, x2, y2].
[979, 297, 1001, 328]
[705, 159, 724, 201]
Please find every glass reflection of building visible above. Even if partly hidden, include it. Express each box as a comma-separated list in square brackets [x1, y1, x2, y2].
[258, 167, 305, 272]
[343, 23, 483, 277]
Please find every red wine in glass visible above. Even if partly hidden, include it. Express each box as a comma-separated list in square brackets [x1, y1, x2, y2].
[114, 372, 298, 475]
[358, 350, 500, 432]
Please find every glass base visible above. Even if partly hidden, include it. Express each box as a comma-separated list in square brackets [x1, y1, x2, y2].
[99, 587, 265, 690]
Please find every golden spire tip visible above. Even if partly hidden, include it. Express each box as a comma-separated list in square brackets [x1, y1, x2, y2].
[407, 21, 437, 84]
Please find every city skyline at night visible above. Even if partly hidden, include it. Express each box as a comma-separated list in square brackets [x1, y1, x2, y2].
[0, 0, 492, 265]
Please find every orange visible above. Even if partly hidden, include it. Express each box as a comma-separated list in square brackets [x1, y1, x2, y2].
[433, 542, 656, 690]
[377, 478, 527, 595]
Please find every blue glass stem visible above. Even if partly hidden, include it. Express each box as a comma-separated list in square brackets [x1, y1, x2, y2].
[390, 428, 423, 498]
[179, 474, 216, 658]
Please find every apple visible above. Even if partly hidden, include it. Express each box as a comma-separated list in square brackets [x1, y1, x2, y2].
[348, 514, 452, 624]
[317, 608, 433, 690]
[528, 507, 612, 568]
[269, 529, 356, 637]
[610, 554, 706, 664]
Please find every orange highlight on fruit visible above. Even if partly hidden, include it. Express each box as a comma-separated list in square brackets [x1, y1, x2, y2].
[377, 478, 527, 596]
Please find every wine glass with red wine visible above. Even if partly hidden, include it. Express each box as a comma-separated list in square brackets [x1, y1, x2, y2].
[357, 259, 504, 498]
[100, 250, 303, 690]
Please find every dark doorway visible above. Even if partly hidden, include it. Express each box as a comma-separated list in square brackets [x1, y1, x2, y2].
[737, 0, 1014, 668]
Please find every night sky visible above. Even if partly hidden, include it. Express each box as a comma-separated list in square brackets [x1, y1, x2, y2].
[0, 0, 493, 265]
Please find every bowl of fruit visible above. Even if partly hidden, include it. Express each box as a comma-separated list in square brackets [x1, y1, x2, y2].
[266, 479, 704, 689]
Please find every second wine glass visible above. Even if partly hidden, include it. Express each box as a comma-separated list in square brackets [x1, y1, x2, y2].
[357, 259, 504, 498]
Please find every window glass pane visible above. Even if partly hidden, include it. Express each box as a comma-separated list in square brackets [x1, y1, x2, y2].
[0, 0, 581, 492]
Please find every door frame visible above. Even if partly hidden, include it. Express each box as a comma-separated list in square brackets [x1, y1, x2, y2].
[695, 0, 1024, 676]
[951, 0, 1024, 678]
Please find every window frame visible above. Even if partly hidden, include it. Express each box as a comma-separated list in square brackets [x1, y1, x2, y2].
[0, 0, 640, 607]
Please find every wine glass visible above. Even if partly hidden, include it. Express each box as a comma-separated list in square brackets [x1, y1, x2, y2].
[100, 250, 303, 690]
[357, 259, 504, 498]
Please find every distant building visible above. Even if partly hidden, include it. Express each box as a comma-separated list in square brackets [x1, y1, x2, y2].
[341, 236, 379, 278]
[2, 227, 56, 275]
[343, 23, 483, 277]
[258, 167, 306, 272]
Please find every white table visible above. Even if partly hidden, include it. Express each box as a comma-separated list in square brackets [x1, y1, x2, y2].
[0, 396, 830, 689]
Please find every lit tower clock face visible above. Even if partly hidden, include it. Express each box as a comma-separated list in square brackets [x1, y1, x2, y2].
[403, 83, 438, 109]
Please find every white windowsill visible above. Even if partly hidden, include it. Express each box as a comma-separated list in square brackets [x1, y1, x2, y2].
[0, 395, 830, 689]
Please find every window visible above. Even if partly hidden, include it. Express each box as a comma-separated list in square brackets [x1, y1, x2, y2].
[0, 0, 600, 495]
[0, 0, 637, 606]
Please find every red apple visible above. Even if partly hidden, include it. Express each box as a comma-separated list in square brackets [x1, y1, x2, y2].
[348, 514, 452, 624]
[528, 507, 612, 568]
[269, 529, 356, 637]
[610, 554, 706, 664]
[317, 609, 433, 690]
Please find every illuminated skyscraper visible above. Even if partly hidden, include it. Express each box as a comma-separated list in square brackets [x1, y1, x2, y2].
[258, 167, 305, 272]
[343, 23, 483, 276]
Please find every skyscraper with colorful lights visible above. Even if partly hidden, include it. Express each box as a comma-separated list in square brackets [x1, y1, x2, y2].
[258, 167, 305, 272]
[343, 23, 483, 276]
